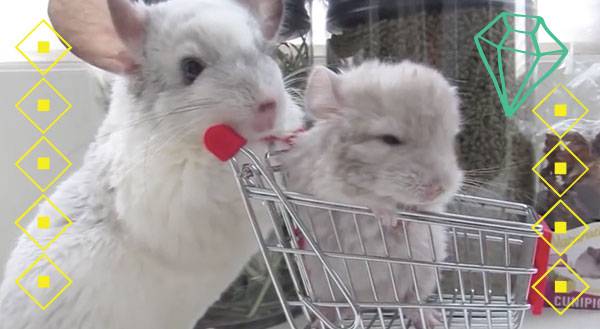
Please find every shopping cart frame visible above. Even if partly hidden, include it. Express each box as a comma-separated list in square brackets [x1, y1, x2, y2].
[217, 139, 548, 329]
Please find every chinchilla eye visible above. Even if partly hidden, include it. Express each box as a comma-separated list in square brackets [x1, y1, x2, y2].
[378, 134, 403, 146]
[181, 57, 205, 85]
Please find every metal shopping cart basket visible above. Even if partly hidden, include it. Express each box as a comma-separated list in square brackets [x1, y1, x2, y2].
[204, 125, 551, 329]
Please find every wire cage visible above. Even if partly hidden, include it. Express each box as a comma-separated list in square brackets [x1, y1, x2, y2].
[227, 146, 543, 329]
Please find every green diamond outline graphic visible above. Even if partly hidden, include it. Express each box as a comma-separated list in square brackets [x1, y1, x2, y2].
[474, 12, 568, 117]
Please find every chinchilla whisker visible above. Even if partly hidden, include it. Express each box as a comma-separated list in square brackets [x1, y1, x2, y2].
[141, 122, 194, 174]
[109, 101, 215, 134]
[463, 159, 533, 175]
[461, 182, 498, 193]
[459, 182, 488, 192]
[285, 92, 304, 108]
[464, 167, 505, 174]
[285, 86, 303, 95]
[284, 72, 308, 81]
[284, 83, 306, 93]
[283, 66, 311, 80]
[152, 106, 203, 130]
[119, 121, 198, 179]
[459, 187, 503, 199]
[458, 182, 500, 196]
[461, 178, 526, 194]
[284, 76, 308, 86]
[463, 172, 505, 179]
[445, 77, 467, 84]
[64, 104, 215, 158]
[463, 167, 529, 178]
[285, 92, 306, 104]
[461, 178, 497, 186]
[461, 178, 503, 186]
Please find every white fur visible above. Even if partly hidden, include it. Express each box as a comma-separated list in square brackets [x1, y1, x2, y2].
[0, 0, 300, 328]
[282, 61, 463, 328]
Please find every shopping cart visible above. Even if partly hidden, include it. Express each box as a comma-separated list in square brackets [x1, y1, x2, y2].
[204, 125, 552, 329]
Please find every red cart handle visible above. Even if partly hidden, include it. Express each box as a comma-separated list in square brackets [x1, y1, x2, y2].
[203, 124, 304, 161]
[203, 124, 247, 161]
[528, 219, 553, 315]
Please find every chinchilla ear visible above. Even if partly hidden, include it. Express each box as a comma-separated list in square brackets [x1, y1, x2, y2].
[305, 66, 342, 120]
[238, 0, 284, 41]
[48, 0, 147, 74]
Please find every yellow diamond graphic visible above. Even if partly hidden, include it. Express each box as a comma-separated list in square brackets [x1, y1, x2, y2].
[532, 140, 589, 197]
[531, 258, 589, 315]
[15, 195, 73, 250]
[15, 136, 72, 192]
[15, 78, 72, 134]
[532, 84, 589, 138]
[16, 254, 72, 310]
[15, 20, 71, 75]
[532, 200, 589, 256]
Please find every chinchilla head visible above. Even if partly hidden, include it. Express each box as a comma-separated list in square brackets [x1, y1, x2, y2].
[50, 0, 289, 145]
[301, 61, 464, 208]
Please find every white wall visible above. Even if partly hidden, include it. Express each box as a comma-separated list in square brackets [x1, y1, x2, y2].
[0, 60, 105, 282]
[0, 0, 52, 62]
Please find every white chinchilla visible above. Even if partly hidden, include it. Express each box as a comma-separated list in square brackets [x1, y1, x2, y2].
[0, 0, 300, 328]
[575, 246, 600, 279]
[282, 61, 463, 329]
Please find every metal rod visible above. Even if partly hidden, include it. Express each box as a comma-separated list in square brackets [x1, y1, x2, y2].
[246, 188, 539, 235]
[238, 148, 361, 329]
[231, 146, 538, 329]
[265, 246, 536, 274]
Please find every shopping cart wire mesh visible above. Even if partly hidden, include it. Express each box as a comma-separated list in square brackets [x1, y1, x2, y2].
[203, 125, 550, 329]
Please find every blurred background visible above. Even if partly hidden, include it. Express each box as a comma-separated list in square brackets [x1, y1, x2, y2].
[2, 0, 600, 328]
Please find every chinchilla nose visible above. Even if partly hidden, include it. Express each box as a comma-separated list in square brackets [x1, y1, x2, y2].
[252, 98, 277, 132]
[258, 99, 277, 114]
